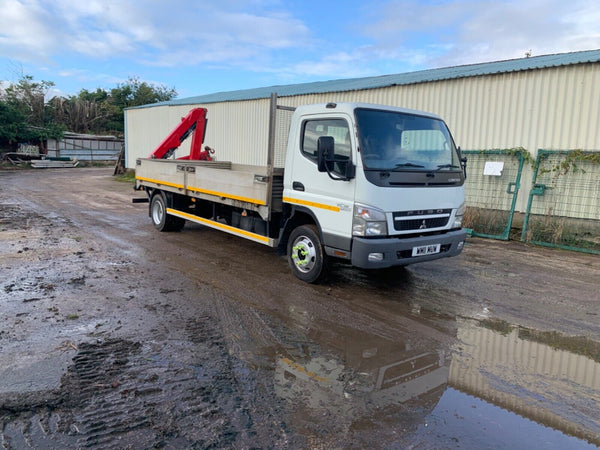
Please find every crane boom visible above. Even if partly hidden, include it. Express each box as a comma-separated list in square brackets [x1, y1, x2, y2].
[149, 108, 211, 160]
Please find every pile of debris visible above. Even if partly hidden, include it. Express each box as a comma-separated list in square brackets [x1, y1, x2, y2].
[2, 144, 78, 168]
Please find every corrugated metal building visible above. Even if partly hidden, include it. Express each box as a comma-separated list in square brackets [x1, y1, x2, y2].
[125, 49, 600, 213]
[48, 132, 123, 161]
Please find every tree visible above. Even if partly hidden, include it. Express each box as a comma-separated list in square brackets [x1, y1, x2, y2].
[0, 75, 177, 147]
[111, 77, 176, 108]
[0, 102, 26, 147]
[105, 77, 177, 134]
[0, 75, 63, 149]
[3, 75, 54, 128]
[49, 94, 110, 135]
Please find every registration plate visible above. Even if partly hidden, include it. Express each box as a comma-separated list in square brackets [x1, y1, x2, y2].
[412, 243, 441, 257]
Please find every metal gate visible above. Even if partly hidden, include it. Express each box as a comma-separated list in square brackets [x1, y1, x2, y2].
[463, 149, 525, 240]
[521, 150, 600, 254]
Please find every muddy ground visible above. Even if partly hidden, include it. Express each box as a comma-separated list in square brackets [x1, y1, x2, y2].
[1, 167, 599, 449]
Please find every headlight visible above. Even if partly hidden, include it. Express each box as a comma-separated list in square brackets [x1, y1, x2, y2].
[353, 204, 388, 236]
[453, 203, 465, 228]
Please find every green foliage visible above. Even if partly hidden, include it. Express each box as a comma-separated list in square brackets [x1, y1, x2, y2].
[505, 146, 536, 167]
[539, 149, 600, 176]
[0, 74, 177, 147]
[48, 96, 110, 135]
[0, 102, 26, 143]
[114, 169, 136, 182]
[0, 75, 63, 148]
[105, 77, 177, 134]
[111, 76, 176, 107]
[3, 75, 54, 125]
[473, 147, 536, 168]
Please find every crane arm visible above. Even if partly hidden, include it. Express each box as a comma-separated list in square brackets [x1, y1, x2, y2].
[149, 108, 209, 160]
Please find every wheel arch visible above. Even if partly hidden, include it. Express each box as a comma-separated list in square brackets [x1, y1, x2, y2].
[278, 206, 323, 255]
[148, 189, 182, 216]
[149, 189, 185, 232]
[148, 188, 166, 216]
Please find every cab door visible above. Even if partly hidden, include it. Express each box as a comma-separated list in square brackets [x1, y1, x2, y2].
[285, 114, 356, 250]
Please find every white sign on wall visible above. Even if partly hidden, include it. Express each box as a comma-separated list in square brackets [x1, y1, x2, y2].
[484, 161, 504, 176]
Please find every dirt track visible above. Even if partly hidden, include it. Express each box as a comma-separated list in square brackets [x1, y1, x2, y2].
[1, 168, 599, 448]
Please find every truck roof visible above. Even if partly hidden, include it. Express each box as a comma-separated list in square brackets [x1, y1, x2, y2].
[293, 102, 443, 120]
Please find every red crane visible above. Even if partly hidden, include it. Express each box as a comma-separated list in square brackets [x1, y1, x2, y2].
[149, 108, 214, 160]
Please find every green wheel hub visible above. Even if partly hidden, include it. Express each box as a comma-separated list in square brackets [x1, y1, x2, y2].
[291, 236, 316, 273]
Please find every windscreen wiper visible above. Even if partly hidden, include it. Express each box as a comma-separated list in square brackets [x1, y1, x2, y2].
[435, 164, 461, 171]
[394, 162, 425, 169]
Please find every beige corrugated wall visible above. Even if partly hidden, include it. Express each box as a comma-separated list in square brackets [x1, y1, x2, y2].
[125, 62, 600, 212]
[126, 99, 272, 167]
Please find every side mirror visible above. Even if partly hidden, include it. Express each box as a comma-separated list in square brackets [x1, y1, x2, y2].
[317, 135, 355, 180]
[458, 146, 467, 179]
[317, 136, 335, 173]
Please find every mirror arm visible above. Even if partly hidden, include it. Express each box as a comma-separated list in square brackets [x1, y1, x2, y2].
[457, 146, 467, 179]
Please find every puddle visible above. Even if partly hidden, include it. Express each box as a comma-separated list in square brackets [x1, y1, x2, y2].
[269, 309, 600, 448]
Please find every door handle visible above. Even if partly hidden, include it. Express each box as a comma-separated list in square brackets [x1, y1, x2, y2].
[292, 181, 305, 191]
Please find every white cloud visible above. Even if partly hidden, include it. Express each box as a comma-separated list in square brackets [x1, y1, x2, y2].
[0, 0, 59, 62]
[281, 49, 383, 79]
[0, 0, 312, 65]
[359, 0, 600, 69]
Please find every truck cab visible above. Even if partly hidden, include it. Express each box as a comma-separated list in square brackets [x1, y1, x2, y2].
[283, 102, 467, 282]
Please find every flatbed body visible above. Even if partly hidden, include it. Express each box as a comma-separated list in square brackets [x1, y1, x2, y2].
[136, 158, 284, 246]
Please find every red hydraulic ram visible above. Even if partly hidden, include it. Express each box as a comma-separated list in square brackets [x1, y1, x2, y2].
[149, 108, 213, 160]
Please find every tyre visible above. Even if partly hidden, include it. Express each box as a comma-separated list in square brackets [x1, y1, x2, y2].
[150, 193, 185, 232]
[287, 224, 327, 283]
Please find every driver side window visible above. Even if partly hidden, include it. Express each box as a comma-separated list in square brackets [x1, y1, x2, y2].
[301, 119, 351, 172]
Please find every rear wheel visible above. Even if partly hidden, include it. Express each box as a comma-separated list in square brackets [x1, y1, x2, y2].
[287, 225, 326, 283]
[150, 193, 185, 232]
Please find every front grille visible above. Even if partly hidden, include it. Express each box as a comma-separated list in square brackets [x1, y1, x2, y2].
[393, 209, 451, 232]
[394, 217, 449, 231]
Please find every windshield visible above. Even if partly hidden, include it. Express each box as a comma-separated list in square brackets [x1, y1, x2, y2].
[355, 108, 460, 171]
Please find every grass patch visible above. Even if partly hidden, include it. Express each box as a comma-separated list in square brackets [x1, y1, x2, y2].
[463, 206, 510, 237]
[527, 215, 600, 252]
[114, 169, 136, 182]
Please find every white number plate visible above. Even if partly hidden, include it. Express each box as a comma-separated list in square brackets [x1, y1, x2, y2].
[412, 243, 441, 257]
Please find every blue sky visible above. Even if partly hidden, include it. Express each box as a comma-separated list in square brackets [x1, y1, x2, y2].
[1, 0, 599, 99]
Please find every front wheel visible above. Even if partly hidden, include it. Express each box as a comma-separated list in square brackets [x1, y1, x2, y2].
[287, 225, 327, 283]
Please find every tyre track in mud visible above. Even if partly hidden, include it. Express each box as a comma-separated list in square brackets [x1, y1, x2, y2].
[1, 333, 249, 448]
[0, 170, 291, 449]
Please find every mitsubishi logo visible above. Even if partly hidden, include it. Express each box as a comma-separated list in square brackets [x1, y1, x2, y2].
[419, 220, 427, 229]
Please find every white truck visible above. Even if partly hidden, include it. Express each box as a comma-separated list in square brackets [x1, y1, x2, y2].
[135, 93, 467, 282]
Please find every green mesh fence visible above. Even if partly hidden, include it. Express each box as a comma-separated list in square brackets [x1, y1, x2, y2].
[522, 150, 600, 254]
[462, 149, 525, 240]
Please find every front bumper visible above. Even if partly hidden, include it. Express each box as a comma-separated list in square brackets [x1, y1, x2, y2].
[351, 229, 467, 269]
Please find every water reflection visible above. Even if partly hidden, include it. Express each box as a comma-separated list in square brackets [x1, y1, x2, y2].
[274, 308, 450, 446]
[445, 317, 600, 448]
[274, 306, 600, 448]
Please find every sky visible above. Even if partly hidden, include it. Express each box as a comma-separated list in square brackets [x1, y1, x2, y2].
[1, 0, 599, 100]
